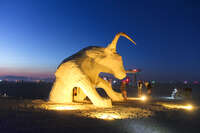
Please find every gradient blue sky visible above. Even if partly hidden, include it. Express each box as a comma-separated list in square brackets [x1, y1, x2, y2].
[0, 0, 200, 81]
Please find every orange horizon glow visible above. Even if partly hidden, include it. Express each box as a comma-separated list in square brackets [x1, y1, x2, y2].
[0, 67, 54, 78]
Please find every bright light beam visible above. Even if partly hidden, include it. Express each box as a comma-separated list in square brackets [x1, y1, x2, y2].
[127, 95, 147, 101]
[46, 105, 85, 110]
[159, 103, 193, 111]
[96, 113, 121, 120]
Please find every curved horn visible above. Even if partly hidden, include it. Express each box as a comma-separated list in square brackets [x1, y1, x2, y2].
[107, 32, 136, 52]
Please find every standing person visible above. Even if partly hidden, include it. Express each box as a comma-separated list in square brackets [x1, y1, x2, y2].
[137, 80, 143, 97]
[145, 81, 152, 96]
[120, 80, 127, 100]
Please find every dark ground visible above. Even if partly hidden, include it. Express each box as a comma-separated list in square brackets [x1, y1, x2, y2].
[0, 81, 200, 133]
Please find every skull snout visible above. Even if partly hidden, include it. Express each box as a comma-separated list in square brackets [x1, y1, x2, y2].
[114, 68, 126, 80]
[117, 71, 126, 79]
[111, 56, 126, 79]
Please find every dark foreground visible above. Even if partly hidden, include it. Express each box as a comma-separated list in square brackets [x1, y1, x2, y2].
[0, 97, 199, 133]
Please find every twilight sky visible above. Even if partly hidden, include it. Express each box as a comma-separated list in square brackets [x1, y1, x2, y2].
[0, 0, 200, 81]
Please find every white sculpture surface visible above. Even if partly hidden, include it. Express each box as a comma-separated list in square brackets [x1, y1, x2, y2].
[49, 32, 136, 107]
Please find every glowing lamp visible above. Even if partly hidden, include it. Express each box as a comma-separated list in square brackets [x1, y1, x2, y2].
[183, 104, 193, 110]
[140, 95, 147, 101]
[133, 69, 137, 72]
[113, 80, 117, 84]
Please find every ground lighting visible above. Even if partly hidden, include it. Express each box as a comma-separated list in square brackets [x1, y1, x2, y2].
[158, 103, 193, 111]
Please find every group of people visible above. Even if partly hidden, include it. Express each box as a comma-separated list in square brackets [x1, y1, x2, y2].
[119, 79, 152, 100]
[137, 80, 152, 97]
[172, 87, 192, 99]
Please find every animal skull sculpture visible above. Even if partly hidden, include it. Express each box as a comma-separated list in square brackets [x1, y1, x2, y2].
[49, 32, 136, 107]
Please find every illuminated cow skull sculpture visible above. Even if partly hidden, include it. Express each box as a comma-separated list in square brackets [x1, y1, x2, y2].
[49, 32, 136, 107]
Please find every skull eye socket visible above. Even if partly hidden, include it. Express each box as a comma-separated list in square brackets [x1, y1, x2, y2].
[115, 53, 120, 56]
[114, 54, 121, 61]
[113, 52, 119, 56]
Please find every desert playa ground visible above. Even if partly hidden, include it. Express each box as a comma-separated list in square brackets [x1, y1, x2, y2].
[0, 96, 199, 133]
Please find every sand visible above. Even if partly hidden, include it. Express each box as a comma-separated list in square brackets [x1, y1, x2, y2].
[0, 97, 199, 133]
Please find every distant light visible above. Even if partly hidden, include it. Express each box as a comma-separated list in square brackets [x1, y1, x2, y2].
[113, 80, 117, 84]
[35, 80, 40, 83]
[126, 78, 129, 82]
[193, 81, 199, 84]
[151, 80, 156, 84]
[0, 80, 2, 82]
[184, 80, 188, 84]
[124, 77, 130, 84]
